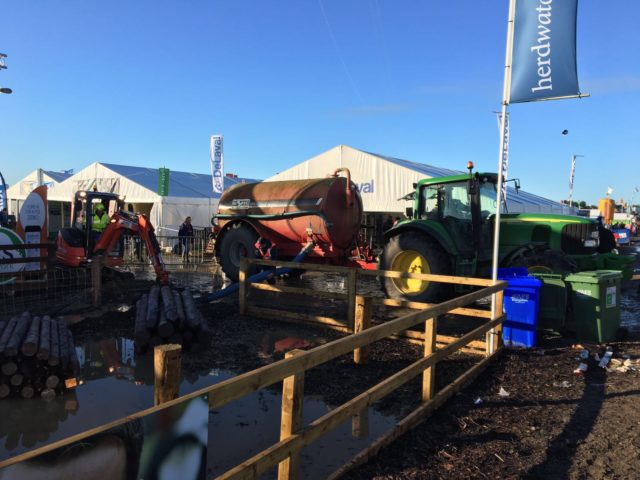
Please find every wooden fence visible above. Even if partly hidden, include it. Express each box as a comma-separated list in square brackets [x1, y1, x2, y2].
[0, 243, 56, 272]
[0, 259, 506, 480]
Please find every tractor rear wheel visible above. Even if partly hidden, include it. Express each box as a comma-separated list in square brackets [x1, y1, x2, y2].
[218, 224, 259, 282]
[380, 232, 451, 303]
[507, 248, 577, 274]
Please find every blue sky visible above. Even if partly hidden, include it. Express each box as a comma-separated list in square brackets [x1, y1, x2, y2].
[1, 1, 639, 204]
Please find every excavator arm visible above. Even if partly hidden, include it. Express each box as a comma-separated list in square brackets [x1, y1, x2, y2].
[94, 211, 169, 285]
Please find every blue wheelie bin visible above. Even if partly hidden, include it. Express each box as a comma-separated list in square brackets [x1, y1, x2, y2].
[498, 268, 542, 348]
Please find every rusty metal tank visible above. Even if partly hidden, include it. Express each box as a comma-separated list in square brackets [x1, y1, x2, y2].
[216, 170, 363, 256]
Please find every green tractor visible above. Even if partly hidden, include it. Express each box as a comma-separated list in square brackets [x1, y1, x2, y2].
[380, 167, 619, 303]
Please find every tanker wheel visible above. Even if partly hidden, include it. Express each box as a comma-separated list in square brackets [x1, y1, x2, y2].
[507, 247, 577, 274]
[218, 224, 260, 282]
[380, 232, 451, 303]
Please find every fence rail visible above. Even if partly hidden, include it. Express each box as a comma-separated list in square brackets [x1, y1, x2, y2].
[122, 234, 211, 265]
[0, 259, 506, 480]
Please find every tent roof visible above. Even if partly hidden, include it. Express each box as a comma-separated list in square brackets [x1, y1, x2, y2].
[43, 170, 73, 183]
[269, 145, 569, 213]
[89, 163, 260, 200]
[362, 150, 462, 178]
[361, 149, 564, 209]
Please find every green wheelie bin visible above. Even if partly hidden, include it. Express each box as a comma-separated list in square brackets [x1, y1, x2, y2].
[531, 273, 567, 334]
[564, 270, 622, 343]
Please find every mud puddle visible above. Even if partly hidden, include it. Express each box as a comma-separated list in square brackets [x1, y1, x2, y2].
[1, 334, 400, 479]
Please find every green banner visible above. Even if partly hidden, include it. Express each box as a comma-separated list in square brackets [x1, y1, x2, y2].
[158, 168, 170, 196]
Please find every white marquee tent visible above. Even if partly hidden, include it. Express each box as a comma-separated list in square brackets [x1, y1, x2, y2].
[10, 163, 258, 234]
[6, 169, 72, 204]
[267, 145, 574, 215]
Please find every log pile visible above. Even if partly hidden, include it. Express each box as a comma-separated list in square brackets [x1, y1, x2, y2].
[0, 312, 79, 400]
[134, 286, 212, 353]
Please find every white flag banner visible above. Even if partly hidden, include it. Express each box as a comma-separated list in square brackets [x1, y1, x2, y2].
[210, 135, 224, 195]
[497, 112, 510, 205]
[569, 156, 577, 202]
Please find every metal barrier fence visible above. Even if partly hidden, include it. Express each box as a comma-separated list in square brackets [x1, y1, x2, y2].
[122, 233, 212, 266]
[0, 243, 93, 319]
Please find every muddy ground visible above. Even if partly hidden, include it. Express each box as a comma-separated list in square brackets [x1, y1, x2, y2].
[62, 250, 640, 479]
[344, 344, 640, 480]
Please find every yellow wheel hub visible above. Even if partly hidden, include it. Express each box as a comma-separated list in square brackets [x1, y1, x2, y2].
[391, 250, 430, 295]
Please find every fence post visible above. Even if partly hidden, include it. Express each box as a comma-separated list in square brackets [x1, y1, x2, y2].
[239, 257, 247, 315]
[154, 344, 182, 405]
[353, 295, 372, 365]
[422, 316, 438, 402]
[346, 269, 357, 331]
[351, 292, 373, 439]
[278, 349, 305, 480]
[91, 255, 103, 307]
[487, 290, 505, 355]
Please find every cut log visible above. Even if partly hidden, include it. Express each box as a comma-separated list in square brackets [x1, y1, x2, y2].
[19, 358, 38, 378]
[49, 318, 61, 367]
[0, 383, 10, 399]
[0, 317, 18, 355]
[20, 385, 35, 399]
[57, 319, 70, 370]
[134, 297, 150, 345]
[146, 286, 161, 330]
[21, 316, 42, 357]
[5, 312, 31, 357]
[157, 309, 174, 339]
[1, 361, 18, 376]
[37, 316, 51, 361]
[181, 289, 203, 330]
[161, 286, 178, 322]
[45, 375, 60, 390]
[40, 388, 56, 401]
[10, 373, 24, 387]
[173, 290, 186, 328]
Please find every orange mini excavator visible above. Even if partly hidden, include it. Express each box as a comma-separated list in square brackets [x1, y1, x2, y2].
[56, 190, 169, 284]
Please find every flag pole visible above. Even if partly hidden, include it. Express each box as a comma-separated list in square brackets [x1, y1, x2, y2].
[489, 0, 517, 353]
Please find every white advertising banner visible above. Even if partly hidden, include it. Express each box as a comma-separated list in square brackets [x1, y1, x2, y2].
[210, 135, 224, 195]
[497, 112, 510, 205]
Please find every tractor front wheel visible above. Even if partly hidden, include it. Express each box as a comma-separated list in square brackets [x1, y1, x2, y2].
[380, 232, 451, 303]
[507, 248, 577, 274]
[218, 224, 260, 282]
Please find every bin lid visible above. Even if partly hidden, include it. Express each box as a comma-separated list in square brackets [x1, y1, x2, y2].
[499, 276, 542, 288]
[565, 270, 623, 284]
[530, 272, 564, 280]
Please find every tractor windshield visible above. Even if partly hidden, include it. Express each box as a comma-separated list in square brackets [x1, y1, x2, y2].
[479, 181, 497, 219]
[420, 182, 472, 221]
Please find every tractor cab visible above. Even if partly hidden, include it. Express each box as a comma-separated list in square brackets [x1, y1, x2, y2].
[57, 191, 126, 266]
[412, 167, 498, 261]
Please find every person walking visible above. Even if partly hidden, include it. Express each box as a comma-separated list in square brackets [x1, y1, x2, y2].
[178, 216, 194, 262]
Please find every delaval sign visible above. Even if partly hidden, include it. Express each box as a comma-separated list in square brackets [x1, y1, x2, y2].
[509, 0, 580, 103]
[353, 179, 374, 194]
[210, 135, 224, 195]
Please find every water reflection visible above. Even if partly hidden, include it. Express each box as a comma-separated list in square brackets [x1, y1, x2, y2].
[0, 337, 223, 462]
[1, 335, 401, 479]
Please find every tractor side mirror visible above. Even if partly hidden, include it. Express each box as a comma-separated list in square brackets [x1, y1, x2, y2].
[405, 207, 414, 219]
